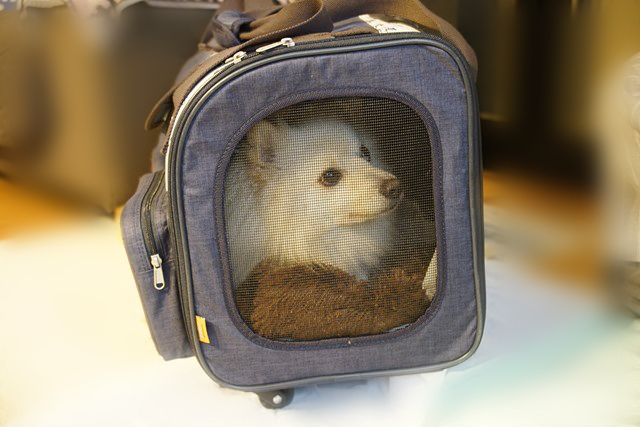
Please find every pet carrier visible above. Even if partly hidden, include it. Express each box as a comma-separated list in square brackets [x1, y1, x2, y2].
[121, 0, 485, 408]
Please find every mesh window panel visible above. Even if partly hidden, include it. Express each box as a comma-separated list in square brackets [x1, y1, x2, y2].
[224, 97, 437, 342]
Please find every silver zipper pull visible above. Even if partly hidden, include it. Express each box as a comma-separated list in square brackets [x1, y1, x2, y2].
[150, 254, 166, 291]
[165, 50, 248, 191]
[224, 51, 247, 64]
[255, 37, 296, 53]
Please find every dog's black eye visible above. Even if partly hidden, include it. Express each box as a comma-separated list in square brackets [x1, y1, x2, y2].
[319, 168, 342, 187]
[360, 145, 371, 162]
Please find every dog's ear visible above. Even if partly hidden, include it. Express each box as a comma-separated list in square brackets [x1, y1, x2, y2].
[246, 120, 281, 168]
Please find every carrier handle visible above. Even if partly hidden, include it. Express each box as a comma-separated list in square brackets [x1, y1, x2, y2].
[145, 0, 332, 130]
[222, 0, 476, 75]
[200, 0, 332, 51]
[145, 0, 476, 130]
[323, 0, 477, 74]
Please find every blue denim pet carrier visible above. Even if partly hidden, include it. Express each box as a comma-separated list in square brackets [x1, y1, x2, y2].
[121, 0, 485, 408]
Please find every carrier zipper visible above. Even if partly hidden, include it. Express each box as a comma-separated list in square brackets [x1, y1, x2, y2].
[161, 51, 248, 162]
[163, 50, 248, 186]
[255, 37, 295, 53]
[142, 172, 166, 291]
[163, 39, 296, 186]
[224, 51, 248, 64]
[163, 34, 444, 183]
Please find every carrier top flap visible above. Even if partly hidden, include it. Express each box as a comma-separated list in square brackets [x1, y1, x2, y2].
[145, 0, 477, 130]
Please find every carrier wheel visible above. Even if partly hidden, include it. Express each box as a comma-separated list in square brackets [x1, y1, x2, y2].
[256, 388, 294, 409]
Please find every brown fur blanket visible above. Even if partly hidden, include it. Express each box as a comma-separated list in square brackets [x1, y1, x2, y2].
[236, 256, 433, 341]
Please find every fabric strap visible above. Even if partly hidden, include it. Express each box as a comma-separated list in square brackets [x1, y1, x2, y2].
[145, 0, 476, 130]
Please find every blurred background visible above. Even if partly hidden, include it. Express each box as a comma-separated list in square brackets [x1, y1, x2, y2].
[1, 0, 640, 425]
[4, 0, 638, 284]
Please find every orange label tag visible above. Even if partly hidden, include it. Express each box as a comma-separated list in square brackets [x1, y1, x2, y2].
[195, 315, 211, 344]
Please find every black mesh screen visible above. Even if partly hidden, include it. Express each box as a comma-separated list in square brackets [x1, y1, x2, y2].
[224, 97, 437, 341]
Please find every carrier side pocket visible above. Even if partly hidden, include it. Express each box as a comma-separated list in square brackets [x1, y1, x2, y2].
[121, 171, 194, 360]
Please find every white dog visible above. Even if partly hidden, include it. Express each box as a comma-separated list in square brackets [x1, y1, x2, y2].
[224, 120, 403, 284]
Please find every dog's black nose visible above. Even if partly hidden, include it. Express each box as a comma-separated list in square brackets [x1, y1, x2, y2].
[380, 178, 402, 200]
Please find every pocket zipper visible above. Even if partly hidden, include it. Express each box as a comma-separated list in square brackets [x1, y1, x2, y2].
[142, 172, 166, 291]
[150, 254, 165, 291]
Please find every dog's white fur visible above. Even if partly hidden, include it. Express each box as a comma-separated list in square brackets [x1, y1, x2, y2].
[224, 120, 400, 284]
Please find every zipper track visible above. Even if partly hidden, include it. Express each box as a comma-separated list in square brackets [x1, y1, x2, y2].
[141, 171, 164, 257]
[166, 33, 485, 390]
[163, 32, 451, 174]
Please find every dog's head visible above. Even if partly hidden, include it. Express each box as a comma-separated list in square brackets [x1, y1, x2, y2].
[245, 120, 402, 229]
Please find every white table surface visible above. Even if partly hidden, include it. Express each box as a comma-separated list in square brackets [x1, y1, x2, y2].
[1, 218, 638, 427]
